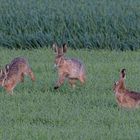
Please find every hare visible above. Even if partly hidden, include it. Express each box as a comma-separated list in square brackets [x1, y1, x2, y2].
[113, 69, 140, 108]
[52, 43, 86, 89]
[0, 57, 35, 94]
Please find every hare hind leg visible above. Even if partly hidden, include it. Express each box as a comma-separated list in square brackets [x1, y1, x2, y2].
[69, 79, 76, 88]
[28, 68, 35, 81]
[4, 81, 16, 95]
[79, 74, 86, 84]
[20, 73, 24, 82]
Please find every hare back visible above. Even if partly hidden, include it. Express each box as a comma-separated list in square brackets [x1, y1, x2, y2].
[10, 57, 28, 66]
[116, 91, 140, 108]
[65, 58, 85, 78]
[126, 91, 140, 101]
[7, 57, 29, 79]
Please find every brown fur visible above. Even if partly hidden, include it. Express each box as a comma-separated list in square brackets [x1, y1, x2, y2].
[113, 69, 140, 108]
[52, 43, 86, 89]
[0, 57, 35, 94]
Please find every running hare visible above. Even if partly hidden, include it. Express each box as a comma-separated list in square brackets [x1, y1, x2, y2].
[113, 69, 140, 108]
[52, 43, 86, 89]
[0, 57, 35, 94]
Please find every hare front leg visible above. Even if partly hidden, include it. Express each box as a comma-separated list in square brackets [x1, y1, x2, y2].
[54, 73, 66, 89]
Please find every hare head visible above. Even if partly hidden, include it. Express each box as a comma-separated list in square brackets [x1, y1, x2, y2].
[52, 43, 67, 68]
[113, 68, 126, 92]
[0, 64, 10, 86]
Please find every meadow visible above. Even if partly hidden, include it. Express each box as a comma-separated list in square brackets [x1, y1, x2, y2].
[0, 0, 140, 139]
[0, 48, 140, 139]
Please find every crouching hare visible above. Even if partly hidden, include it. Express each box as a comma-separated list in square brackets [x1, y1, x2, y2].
[113, 69, 140, 108]
[0, 57, 35, 94]
[53, 43, 86, 89]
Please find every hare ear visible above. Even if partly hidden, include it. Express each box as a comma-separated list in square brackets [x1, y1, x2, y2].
[114, 81, 118, 85]
[3, 65, 9, 76]
[0, 69, 2, 76]
[4, 69, 9, 76]
[5, 65, 9, 73]
[120, 68, 126, 79]
[52, 43, 58, 54]
[62, 43, 67, 53]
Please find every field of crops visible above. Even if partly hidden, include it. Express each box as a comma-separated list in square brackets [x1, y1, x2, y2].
[0, 0, 140, 50]
[0, 48, 140, 139]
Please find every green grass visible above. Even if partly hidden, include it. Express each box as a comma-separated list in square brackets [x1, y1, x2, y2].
[0, 0, 140, 50]
[0, 48, 140, 139]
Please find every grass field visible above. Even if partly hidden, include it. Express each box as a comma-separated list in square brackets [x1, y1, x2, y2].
[0, 0, 140, 139]
[0, 48, 140, 139]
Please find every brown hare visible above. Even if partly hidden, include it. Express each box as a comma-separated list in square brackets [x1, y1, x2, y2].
[52, 43, 86, 89]
[113, 69, 140, 108]
[0, 57, 35, 94]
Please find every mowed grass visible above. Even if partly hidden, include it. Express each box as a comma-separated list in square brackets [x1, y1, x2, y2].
[1, 48, 140, 139]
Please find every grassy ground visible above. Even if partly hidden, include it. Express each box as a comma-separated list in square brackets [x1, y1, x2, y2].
[0, 48, 140, 139]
